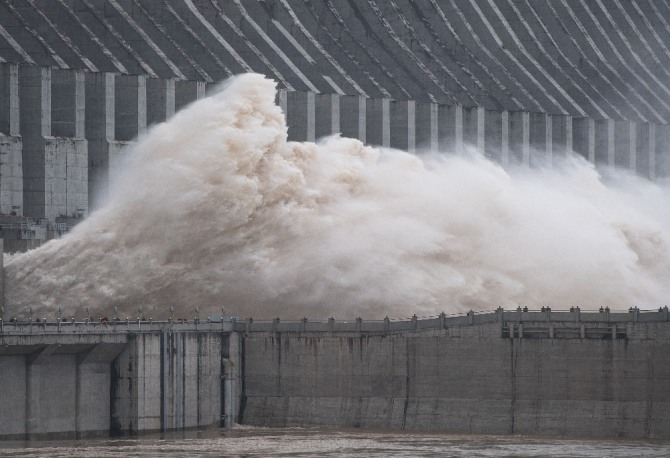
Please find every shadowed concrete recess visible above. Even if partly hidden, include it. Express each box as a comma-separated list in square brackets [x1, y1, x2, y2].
[1, 1, 670, 245]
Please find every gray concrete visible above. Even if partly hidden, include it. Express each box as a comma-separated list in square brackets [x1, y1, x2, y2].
[366, 98, 390, 148]
[339, 95, 366, 143]
[1, 310, 669, 439]
[241, 309, 670, 438]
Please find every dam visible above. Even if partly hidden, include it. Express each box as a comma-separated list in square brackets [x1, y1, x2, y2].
[1, 307, 669, 440]
[1, 0, 670, 442]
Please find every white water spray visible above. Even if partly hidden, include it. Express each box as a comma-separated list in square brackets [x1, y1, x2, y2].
[5, 74, 670, 319]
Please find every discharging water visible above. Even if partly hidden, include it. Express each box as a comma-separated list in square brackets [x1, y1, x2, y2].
[1, 427, 669, 458]
[4, 74, 670, 321]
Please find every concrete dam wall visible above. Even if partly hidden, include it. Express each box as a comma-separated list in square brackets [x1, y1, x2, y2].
[1, 308, 669, 439]
[2, 1, 670, 252]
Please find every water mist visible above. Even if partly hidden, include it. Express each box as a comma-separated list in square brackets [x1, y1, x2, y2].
[5, 74, 670, 319]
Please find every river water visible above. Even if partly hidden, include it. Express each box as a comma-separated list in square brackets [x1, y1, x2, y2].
[1, 427, 669, 457]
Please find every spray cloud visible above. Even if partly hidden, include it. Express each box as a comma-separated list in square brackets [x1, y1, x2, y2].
[5, 74, 670, 319]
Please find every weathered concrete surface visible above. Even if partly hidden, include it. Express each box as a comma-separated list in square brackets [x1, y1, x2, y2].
[241, 315, 670, 438]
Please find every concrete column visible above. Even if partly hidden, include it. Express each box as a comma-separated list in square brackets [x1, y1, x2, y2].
[530, 112, 551, 166]
[438, 104, 463, 152]
[175, 80, 205, 111]
[615, 120, 636, 171]
[85, 72, 115, 211]
[340, 95, 366, 143]
[19, 65, 63, 218]
[654, 123, 670, 178]
[509, 111, 530, 165]
[75, 344, 125, 437]
[146, 77, 176, 127]
[366, 98, 390, 147]
[463, 106, 485, 151]
[636, 123, 655, 179]
[390, 100, 415, 152]
[0, 63, 20, 136]
[0, 355, 26, 439]
[595, 119, 615, 166]
[115, 75, 147, 141]
[484, 109, 506, 163]
[415, 101, 438, 152]
[52, 68, 88, 219]
[551, 114, 572, 159]
[0, 63, 23, 216]
[572, 117, 595, 163]
[51, 69, 85, 138]
[315, 93, 340, 139]
[26, 351, 77, 439]
[285, 91, 315, 142]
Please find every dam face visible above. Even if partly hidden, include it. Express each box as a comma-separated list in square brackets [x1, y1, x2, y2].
[1, 309, 669, 439]
[1, 1, 670, 251]
[2, 0, 670, 441]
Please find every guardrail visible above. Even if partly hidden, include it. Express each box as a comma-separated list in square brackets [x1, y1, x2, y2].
[0, 306, 667, 335]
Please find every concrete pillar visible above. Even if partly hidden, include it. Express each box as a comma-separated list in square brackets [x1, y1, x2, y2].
[75, 344, 125, 437]
[285, 91, 315, 142]
[438, 104, 463, 153]
[415, 101, 438, 152]
[636, 123, 655, 179]
[19, 65, 68, 218]
[654, 123, 670, 178]
[146, 77, 176, 127]
[572, 117, 595, 163]
[366, 98, 390, 147]
[390, 100, 415, 152]
[85, 72, 115, 210]
[551, 114, 572, 159]
[315, 93, 339, 139]
[175, 80, 205, 112]
[0, 63, 23, 216]
[530, 112, 551, 166]
[1, 63, 20, 136]
[51, 69, 85, 138]
[615, 120, 636, 171]
[463, 106, 485, 151]
[484, 109, 507, 163]
[26, 351, 77, 439]
[340, 95, 366, 142]
[115, 75, 147, 141]
[509, 111, 530, 165]
[595, 119, 615, 167]
[52, 68, 88, 219]
[0, 355, 26, 438]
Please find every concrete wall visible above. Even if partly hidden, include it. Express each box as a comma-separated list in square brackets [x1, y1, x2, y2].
[240, 309, 670, 438]
[0, 310, 668, 439]
[0, 326, 234, 439]
[2, 61, 670, 252]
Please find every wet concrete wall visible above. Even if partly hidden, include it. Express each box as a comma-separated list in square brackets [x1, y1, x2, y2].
[240, 309, 670, 438]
